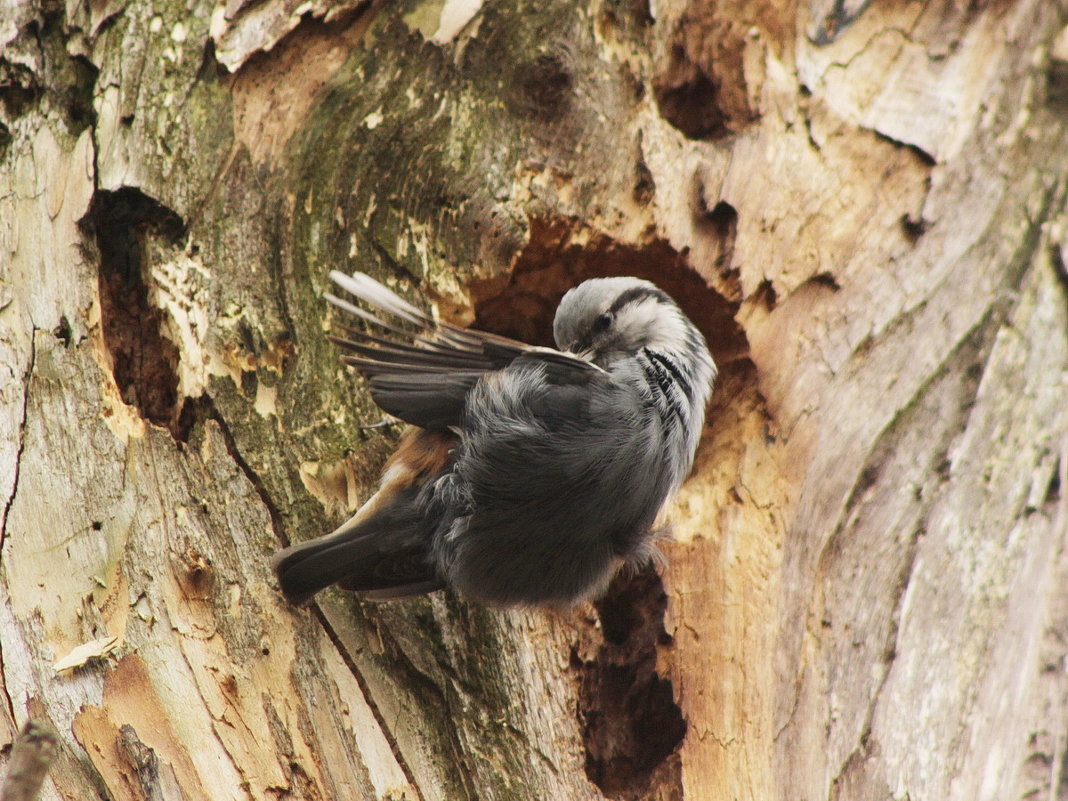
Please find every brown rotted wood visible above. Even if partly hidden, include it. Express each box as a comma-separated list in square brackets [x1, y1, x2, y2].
[0, 0, 1066, 800]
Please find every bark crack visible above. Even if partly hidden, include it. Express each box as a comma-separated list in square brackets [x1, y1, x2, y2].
[826, 523, 924, 801]
[0, 327, 37, 727]
[204, 401, 427, 800]
[501, 721, 560, 776]
[0, 328, 34, 556]
[169, 636, 251, 799]
[310, 607, 428, 801]
[204, 401, 287, 545]
[827, 284, 1017, 798]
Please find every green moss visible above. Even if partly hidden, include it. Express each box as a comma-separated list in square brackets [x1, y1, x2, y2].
[286, 0, 642, 295]
[402, 0, 448, 39]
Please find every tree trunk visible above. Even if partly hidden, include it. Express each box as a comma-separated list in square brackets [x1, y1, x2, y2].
[2, 0, 1066, 799]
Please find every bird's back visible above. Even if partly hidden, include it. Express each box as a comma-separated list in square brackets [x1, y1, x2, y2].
[431, 359, 673, 606]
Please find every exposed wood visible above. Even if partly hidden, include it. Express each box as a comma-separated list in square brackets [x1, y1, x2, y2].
[1, 0, 1066, 799]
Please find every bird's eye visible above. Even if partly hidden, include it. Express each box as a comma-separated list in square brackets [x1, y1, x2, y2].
[593, 312, 613, 332]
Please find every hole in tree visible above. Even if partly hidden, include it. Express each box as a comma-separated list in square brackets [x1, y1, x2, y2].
[80, 187, 188, 438]
[651, 13, 755, 142]
[468, 215, 748, 373]
[578, 566, 686, 799]
[461, 214, 755, 798]
[653, 50, 727, 141]
[467, 214, 755, 478]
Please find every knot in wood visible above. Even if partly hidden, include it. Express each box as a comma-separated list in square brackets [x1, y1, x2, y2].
[510, 46, 575, 119]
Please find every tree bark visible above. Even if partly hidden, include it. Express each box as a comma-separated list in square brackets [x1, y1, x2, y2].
[1, 1, 1067, 800]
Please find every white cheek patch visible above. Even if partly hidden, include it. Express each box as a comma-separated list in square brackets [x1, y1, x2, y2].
[620, 299, 689, 351]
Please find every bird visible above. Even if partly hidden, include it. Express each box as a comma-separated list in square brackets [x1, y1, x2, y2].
[271, 270, 716, 608]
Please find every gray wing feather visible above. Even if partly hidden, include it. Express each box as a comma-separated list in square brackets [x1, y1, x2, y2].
[326, 271, 603, 429]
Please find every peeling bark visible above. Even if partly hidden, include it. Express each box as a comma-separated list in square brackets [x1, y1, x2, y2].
[1, 0, 1067, 800]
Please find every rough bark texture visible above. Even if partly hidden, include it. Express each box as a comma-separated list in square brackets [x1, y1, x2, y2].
[1, 1, 1067, 800]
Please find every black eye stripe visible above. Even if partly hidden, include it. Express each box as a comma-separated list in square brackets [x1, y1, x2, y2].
[593, 312, 612, 331]
[607, 286, 672, 315]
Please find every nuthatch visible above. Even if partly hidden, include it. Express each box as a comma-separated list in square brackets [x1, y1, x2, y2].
[272, 271, 716, 607]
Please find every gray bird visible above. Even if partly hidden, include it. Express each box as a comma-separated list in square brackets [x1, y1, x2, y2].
[272, 271, 716, 608]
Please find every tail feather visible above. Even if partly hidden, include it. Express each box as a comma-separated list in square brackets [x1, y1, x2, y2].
[271, 489, 439, 605]
[329, 270, 428, 327]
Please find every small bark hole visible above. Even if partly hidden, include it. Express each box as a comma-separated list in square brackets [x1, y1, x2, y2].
[53, 315, 73, 346]
[1049, 58, 1068, 111]
[806, 272, 841, 292]
[699, 199, 740, 297]
[754, 279, 777, 311]
[634, 153, 655, 206]
[652, 12, 755, 141]
[1046, 458, 1062, 507]
[700, 200, 737, 240]
[653, 48, 726, 140]
[175, 545, 215, 599]
[901, 213, 929, 242]
[0, 61, 40, 118]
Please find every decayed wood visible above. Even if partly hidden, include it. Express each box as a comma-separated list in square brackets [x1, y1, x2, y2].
[1, 0, 1066, 800]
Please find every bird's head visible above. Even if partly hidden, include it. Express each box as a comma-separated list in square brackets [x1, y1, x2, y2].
[552, 277, 703, 367]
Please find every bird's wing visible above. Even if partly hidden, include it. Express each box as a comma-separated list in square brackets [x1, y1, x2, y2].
[326, 271, 602, 429]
